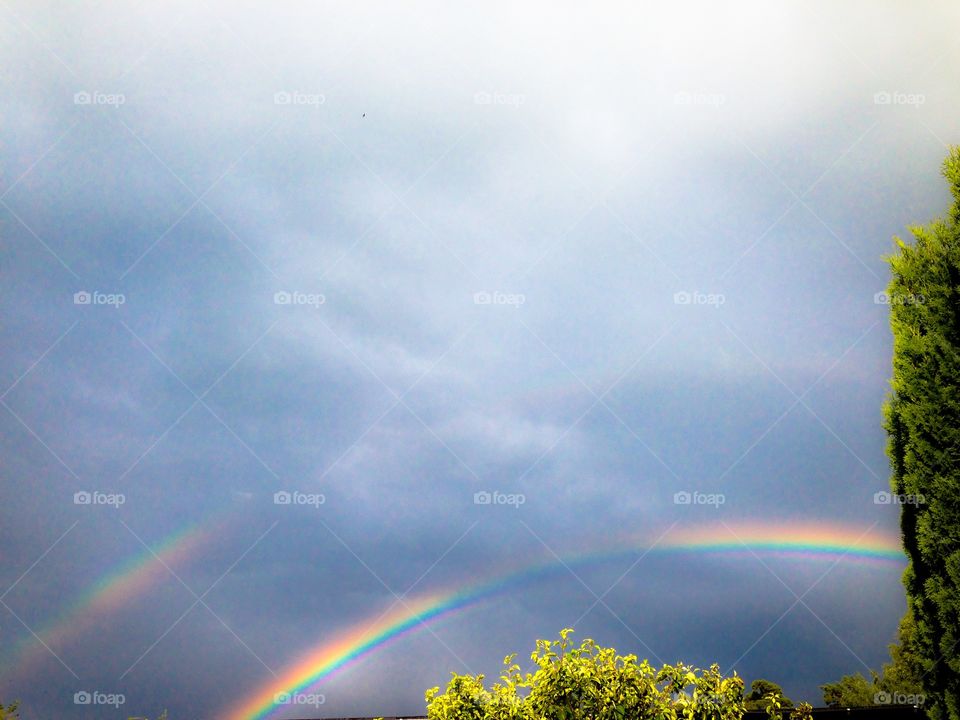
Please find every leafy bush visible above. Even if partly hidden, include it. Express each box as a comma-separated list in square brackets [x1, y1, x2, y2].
[758, 697, 812, 720]
[426, 629, 745, 720]
[789, 702, 814, 720]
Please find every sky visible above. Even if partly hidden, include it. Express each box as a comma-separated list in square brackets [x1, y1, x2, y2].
[1, 1, 958, 718]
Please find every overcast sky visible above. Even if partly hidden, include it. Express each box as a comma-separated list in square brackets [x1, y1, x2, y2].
[2, 2, 959, 719]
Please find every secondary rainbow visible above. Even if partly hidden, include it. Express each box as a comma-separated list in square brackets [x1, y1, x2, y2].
[226, 520, 904, 720]
[0, 514, 225, 685]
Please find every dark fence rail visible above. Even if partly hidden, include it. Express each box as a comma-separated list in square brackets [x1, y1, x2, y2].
[293, 711, 927, 720]
[745, 709, 926, 720]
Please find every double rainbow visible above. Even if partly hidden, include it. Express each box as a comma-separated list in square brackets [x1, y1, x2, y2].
[225, 521, 904, 720]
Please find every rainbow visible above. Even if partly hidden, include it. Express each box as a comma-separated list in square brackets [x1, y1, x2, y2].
[0, 514, 224, 685]
[225, 521, 905, 720]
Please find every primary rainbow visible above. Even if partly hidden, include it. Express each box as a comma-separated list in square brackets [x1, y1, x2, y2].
[1, 515, 223, 684]
[226, 520, 904, 720]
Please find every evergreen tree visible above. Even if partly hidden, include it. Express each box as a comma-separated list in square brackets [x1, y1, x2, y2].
[884, 147, 960, 720]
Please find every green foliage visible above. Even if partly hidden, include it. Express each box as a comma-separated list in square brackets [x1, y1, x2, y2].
[884, 146, 960, 720]
[763, 692, 782, 720]
[880, 609, 925, 696]
[744, 680, 793, 711]
[426, 629, 745, 720]
[820, 673, 878, 708]
[789, 702, 813, 720]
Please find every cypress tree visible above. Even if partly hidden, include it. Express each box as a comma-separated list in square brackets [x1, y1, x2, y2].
[884, 147, 960, 720]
